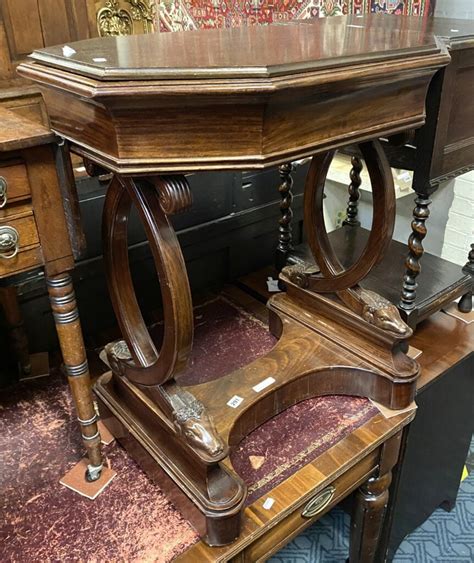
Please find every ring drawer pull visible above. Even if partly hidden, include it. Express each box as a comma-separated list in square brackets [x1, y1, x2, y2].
[0, 226, 20, 259]
[301, 486, 336, 518]
[0, 177, 7, 208]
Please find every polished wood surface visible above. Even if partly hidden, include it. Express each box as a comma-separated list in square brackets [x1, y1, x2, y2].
[25, 15, 443, 79]
[0, 106, 54, 151]
[18, 15, 449, 173]
[176, 383, 413, 562]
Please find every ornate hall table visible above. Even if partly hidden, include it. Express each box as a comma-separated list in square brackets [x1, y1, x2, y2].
[19, 15, 449, 551]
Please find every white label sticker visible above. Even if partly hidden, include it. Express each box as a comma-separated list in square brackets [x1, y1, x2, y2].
[253, 377, 276, 393]
[93, 57, 107, 63]
[266, 277, 281, 293]
[227, 395, 244, 408]
[62, 45, 76, 57]
[263, 497, 275, 510]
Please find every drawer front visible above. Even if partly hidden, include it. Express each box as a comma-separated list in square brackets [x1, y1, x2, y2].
[242, 452, 378, 563]
[0, 163, 31, 209]
[0, 214, 42, 277]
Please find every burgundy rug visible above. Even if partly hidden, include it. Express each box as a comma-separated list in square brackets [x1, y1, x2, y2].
[0, 296, 377, 561]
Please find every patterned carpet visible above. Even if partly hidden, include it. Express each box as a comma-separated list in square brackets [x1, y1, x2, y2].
[271, 438, 474, 563]
[157, 0, 435, 32]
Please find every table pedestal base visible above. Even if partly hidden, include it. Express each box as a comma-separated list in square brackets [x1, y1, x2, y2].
[94, 295, 417, 546]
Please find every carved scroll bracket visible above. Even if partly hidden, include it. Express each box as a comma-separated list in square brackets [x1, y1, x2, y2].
[102, 174, 194, 386]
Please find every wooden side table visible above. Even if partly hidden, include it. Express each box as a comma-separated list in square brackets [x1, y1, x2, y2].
[0, 107, 102, 481]
[19, 14, 448, 551]
[375, 311, 474, 561]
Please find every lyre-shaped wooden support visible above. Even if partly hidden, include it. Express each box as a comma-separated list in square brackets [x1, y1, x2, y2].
[94, 143, 418, 547]
[99, 173, 245, 545]
[283, 141, 409, 335]
[279, 140, 416, 382]
[102, 175, 193, 386]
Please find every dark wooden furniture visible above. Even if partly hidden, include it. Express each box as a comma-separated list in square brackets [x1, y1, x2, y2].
[0, 107, 102, 480]
[347, 18, 474, 326]
[0, 0, 99, 122]
[179, 400, 414, 562]
[375, 311, 474, 562]
[390, 18, 474, 320]
[278, 17, 474, 329]
[20, 15, 448, 552]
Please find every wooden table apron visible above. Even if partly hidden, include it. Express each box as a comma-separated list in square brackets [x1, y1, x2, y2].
[18, 15, 450, 550]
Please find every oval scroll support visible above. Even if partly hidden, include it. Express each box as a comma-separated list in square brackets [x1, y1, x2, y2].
[291, 140, 410, 337]
[102, 174, 194, 386]
[305, 140, 395, 292]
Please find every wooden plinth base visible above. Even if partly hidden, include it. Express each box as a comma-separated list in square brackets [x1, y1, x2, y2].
[94, 295, 418, 545]
[94, 372, 246, 547]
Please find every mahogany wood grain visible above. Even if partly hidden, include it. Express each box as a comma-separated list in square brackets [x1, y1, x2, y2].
[0, 106, 54, 151]
[20, 17, 446, 543]
[102, 175, 194, 386]
[21, 145, 74, 276]
[18, 15, 449, 173]
[23, 16, 444, 80]
[177, 408, 414, 562]
[238, 270, 474, 396]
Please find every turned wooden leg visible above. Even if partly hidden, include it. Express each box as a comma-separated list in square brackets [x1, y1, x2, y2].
[399, 192, 432, 313]
[0, 286, 31, 375]
[350, 433, 402, 562]
[350, 472, 392, 562]
[343, 156, 363, 227]
[47, 273, 102, 481]
[458, 243, 473, 313]
[276, 162, 295, 272]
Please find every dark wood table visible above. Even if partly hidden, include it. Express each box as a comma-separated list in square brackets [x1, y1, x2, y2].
[376, 311, 474, 562]
[0, 107, 102, 480]
[19, 14, 449, 558]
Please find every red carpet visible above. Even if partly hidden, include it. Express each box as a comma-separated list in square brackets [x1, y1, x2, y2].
[0, 296, 377, 561]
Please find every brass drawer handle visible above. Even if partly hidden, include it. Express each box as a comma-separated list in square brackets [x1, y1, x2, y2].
[302, 486, 336, 518]
[0, 177, 7, 208]
[0, 226, 20, 259]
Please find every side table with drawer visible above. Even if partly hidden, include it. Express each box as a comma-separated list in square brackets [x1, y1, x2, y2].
[0, 107, 103, 481]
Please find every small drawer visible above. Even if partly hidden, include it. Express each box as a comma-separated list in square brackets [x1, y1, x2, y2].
[243, 452, 377, 562]
[0, 214, 42, 277]
[0, 163, 31, 209]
